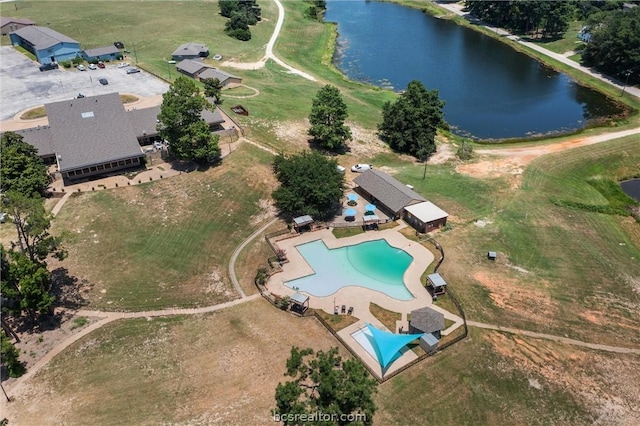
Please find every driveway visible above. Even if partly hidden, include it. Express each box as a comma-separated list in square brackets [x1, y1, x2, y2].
[0, 46, 169, 121]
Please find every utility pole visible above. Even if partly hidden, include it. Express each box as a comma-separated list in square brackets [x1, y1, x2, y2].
[620, 70, 632, 96]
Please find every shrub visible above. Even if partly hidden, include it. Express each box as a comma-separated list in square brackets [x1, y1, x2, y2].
[72, 57, 83, 65]
[456, 139, 474, 160]
[277, 296, 290, 310]
[60, 60, 72, 68]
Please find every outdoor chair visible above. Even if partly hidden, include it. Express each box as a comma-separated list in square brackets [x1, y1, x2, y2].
[347, 306, 354, 315]
[341, 305, 346, 314]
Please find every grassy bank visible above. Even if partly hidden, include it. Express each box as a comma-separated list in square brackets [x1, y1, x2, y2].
[400, 136, 640, 347]
[51, 143, 277, 311]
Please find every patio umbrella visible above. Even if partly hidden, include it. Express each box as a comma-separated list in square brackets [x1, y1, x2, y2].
[365, 204, 376, 212]
[347, 193, 359, 202]
[344, 208, 357, 217]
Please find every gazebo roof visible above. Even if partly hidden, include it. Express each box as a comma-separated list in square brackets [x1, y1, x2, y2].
[290, 292, 309, 305]
[293, 215, 313, 226]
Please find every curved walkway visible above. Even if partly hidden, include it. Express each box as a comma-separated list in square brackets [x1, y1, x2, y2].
[221, 0, 316, 81]
[467, 321, 640, 355]
[223, 84, 261, 99]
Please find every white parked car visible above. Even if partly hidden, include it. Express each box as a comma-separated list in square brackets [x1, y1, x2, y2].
[336, 165, 346, 173]
[117, 62, 130, 68]
[351, 164, 373, 173]
[77, 64, 86, 71]
[88, 63, 97, 70]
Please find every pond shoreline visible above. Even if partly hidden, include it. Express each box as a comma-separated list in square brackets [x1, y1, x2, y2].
[320, 0, 636, 143]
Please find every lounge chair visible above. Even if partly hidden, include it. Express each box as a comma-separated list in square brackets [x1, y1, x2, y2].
[341, 305, 346, 314]
[347, 306, 354, 315]
[334, 305, 339, 315]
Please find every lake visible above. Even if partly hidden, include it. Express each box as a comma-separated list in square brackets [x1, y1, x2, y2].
[621, 179, 640, 202]
[325, 0, 624, 140]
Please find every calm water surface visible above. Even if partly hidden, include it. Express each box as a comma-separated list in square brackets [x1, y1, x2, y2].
[326, 0, 623, 139]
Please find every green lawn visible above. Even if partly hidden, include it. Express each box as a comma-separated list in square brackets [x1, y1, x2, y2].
[52, 143, 277, 311]
[7, 1, 277, 81]
[428, 136, 640, 346]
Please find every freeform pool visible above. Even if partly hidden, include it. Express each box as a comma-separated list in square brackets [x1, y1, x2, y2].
[285, 239, 414, 300]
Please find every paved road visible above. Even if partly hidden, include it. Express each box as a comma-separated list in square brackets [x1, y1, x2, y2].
[435, 2, 640, 99]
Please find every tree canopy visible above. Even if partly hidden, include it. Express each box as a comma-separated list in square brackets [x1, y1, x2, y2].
[202, 77, 224, 104]
[272, 151, 344, 221]
[582, 7, 640, 82]
[158, 76, 221, 164]
[308, 85, 352, 152]
[377, 80, 445, 161]
[0, 131, 49, 198]
[274, 347, 377, 426]
[464, 1, 573, 38]
[220, 0, 261, 40]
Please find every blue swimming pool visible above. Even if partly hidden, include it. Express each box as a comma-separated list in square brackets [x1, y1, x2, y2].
[285, 239, 414, 300]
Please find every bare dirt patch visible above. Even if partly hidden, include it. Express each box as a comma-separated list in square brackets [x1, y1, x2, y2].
[457, 157, 530, 188]
[429, 141, 456, 164]
[486, 331, 640, 425]
[473, 271, 558, 325]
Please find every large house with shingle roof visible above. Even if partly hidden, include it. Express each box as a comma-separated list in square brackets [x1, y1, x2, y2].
[9, 92, 230, 182]
[172, 42, 209, 61]
[353, 169, 448, 232]
[175, 59, 242, 87]
[1, 17, 35, 36]
[9, 26, 81, 64]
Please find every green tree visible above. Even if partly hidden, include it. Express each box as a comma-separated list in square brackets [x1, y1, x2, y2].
[582, 7, 640, 80]
[225, 11, 252, 41]
[202, 77, 224, 104]
[378, 80, 446, 161]
[158, 76, 221, 163]
[308, 85, 352, 152]
[5, 193, 65, 264]
[219, 0, 239, 18]
[274, 347, 377, 426]
[1, 330, 25, 378]
[1, 247, 54, 320]
[0, 131, 49, 198]
[272, 151, 344, 221]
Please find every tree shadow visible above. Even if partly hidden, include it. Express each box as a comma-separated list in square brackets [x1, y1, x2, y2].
[50, 267, 91, 311]
[307, 138, 351, 155]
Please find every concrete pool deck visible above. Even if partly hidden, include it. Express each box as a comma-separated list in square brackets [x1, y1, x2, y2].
[265, 222, 464, 378]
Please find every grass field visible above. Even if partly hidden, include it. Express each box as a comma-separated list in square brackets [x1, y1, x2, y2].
[6, 300, 348, 425]
[4, 1, 640, 424]
[50, 143, 277, 311]
[390, 136, 640, 347]
[9, 303, 640, 425]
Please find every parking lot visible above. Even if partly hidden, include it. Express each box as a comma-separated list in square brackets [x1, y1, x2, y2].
[0, 46, 170, 121]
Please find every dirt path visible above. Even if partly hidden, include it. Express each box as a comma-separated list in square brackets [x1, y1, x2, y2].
[467, 321, 640, 354]
[221, 0, 316, 81]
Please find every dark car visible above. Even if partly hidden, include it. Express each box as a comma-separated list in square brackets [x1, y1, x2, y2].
[99, 78, 108, 85]
[39, 62, 59, 72]
[77, 93, 85, 98]
[97, 61, 105, 69]
[126, 68, 140, 74]
[114, 41, 125, 49]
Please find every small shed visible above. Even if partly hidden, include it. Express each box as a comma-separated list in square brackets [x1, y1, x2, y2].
[487, 251, 497, 261]
[427, 273, 447, 296]
[293, 215, 313, 232]
[403, 201, 448, 233]
[290, 292, 309, 314]
[419, 333, 439, 354]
